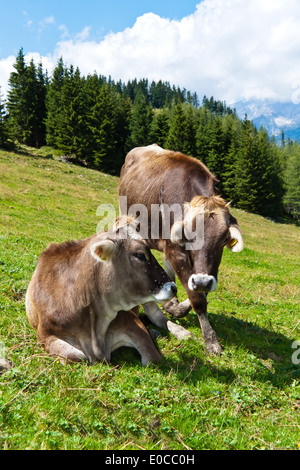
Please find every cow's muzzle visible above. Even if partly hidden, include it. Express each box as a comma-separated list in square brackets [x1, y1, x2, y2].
[153, 282, 177, 302]
[188, 274, 217, 293]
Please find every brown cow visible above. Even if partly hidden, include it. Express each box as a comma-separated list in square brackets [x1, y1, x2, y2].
[25, 216, 178, 366]
[119, 145, 243, 355]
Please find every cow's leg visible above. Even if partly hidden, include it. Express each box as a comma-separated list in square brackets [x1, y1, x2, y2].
[163, 297, 192, 318]
[188, 292, 222, 355]
[162, 256, 192, 318]
[42, 335, 89, 363]
[143, 302, 194, 340]
[106, 310, 161, 366]
[163, 247, 222, 355]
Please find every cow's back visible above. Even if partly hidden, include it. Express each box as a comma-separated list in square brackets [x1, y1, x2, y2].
[119, 145, 218, 208]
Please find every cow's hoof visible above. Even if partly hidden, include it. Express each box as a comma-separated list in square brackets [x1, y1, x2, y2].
[163, 298, 191, 318]
[149, 329, 161, 340]
[0, 358, 13, 372]
[205, 342, 222, 356]
[166, 320, 196, 340]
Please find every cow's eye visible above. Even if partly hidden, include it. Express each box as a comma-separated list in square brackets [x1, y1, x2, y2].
[133, 252, 147, 262]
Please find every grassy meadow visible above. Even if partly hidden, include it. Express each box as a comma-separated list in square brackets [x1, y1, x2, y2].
[0, 146, 299, 450]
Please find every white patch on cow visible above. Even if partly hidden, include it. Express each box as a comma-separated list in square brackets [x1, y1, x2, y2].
[170, 220, 185, 245]
[227, 226, 243, 252]
[153, 282, 177, 301]
[188, 274, 217, 292]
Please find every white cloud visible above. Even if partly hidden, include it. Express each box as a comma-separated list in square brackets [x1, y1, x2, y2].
[274, 117, 294, 127]
[76, 27, 91, 41]
[0, 56, 15, 97]
[39, 16, 55, 28]
[2, 0, 300, 104]
[38, 16, 56, 36]
[58, 24, 69, 40]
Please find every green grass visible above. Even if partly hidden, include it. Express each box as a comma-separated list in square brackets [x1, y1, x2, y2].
[0, 145, 299, 450]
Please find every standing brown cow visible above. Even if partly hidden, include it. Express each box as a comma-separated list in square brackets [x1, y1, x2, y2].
[119, 145, 243, 355]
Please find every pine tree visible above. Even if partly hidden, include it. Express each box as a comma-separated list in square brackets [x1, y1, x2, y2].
[195, 107, 211, 165]
[55, 65, 85, 158]
[7, 49, 27, 143]
[126, 92, 153, 150]
[0, 88, 9, 148]
[35, 62, 47, 147]
[150, 109, 170, 147]
[234, 118, 260, 212]
[183, 105, 196, 156]
[165, 102, 187, 152]
[83, 73, 102, 163]
[192, 92, 200, 108]
[84, 76, 130, 173]
[7, 49, 31, 145]
[6, 49, 47, 148]
[222, 140, 241, 203]
[256, 127, 284, 216]
[149, 80, 171, 108]
[202, 115, 224, 179]
[26, 59, 40, 147]
[283, 143, 300, 220]
[89, 82, 117, 170]
[111, 94, 131, 172]
[46, 58, 66, 147]
[26, 59, 47, 147]
[233, 119, 283, 216]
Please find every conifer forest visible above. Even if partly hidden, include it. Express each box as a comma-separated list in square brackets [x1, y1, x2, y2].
[0, 49, 299, 220]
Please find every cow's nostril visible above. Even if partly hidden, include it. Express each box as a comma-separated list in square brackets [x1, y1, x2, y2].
[171, 284, 177, 294]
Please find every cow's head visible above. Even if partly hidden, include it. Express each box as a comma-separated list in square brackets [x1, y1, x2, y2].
[170, 196, 243, 293]
[90, 216, 177, 309]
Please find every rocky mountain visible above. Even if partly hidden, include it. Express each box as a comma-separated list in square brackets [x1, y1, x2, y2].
[233, 100, 300, 143]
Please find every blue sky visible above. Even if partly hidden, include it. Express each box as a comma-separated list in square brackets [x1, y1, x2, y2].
[1, 0, 300, 105]
[0, 0, 200, 57]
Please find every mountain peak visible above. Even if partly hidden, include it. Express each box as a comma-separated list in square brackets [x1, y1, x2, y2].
[234, 99, 300, 141]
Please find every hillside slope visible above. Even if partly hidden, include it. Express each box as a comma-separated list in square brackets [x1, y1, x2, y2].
[0, 146, 299, 450]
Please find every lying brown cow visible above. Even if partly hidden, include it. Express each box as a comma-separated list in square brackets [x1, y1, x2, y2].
[119, 145, 243, 355]
[25, 217, 178, 366]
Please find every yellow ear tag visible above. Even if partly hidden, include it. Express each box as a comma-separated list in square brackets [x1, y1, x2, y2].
[229, 239, 238, 248]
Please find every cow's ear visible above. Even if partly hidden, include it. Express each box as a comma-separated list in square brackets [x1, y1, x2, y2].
[90, 239, 117, 262]
[227, 226, 243, 252]
[170, 221, 185, 246]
